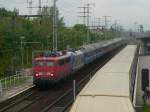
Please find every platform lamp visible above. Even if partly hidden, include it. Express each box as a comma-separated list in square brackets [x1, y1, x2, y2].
[20, 36, 25, 66]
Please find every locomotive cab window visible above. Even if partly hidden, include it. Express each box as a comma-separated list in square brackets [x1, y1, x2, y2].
[34, 61, 44, 67]
[47, 61, 54, 67]
[141, 69, 149, 91]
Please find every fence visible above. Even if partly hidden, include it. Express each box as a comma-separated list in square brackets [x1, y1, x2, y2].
[0, 81, 2, 96]
[0, 71, 33, 95]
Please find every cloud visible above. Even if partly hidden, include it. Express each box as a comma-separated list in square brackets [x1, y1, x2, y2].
[90, 0, 150, 30]
[0, 0, 150, 30]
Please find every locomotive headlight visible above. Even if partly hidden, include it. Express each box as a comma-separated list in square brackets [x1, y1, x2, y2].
[50, 73, 54, 77]
[47, 72, 54, 77]
[35, 73, 39, 77]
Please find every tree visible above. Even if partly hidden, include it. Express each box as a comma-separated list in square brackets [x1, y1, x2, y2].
[0, 8, 119, 76]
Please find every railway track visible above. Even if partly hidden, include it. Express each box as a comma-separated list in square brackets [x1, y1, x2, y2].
[0, 87, 36, 111]
[0, 45, 125, 112]
[41, 46, 125, 112]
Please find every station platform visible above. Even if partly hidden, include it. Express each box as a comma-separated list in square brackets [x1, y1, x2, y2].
[69, 45, 138, 112]
[0, 80, 34, 103]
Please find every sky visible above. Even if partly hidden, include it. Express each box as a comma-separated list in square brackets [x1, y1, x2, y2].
[0, 0, 150, 30]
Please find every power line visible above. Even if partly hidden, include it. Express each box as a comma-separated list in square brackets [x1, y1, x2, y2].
[97, 17, 104, 28]
[78, 3, 94, 44]
[78, 6, 88, 25]
[27, 0, 33, 15]
[103, 16, 111, 30]
[113, 19, 120, 31]
[53, 0, 58, 51]
[86, 3, 94, 43]
[27, 0, 52, 15]
[39, 0, 42, 14]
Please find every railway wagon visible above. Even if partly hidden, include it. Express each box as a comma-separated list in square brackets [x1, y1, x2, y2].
[33, 38, 124, 85]
[71, 50, 84, 72]
[69, 45, 137, 112]
[80, 44, 96, 65]
[80, 38, 123, 65]
[92, 43, 103, 58]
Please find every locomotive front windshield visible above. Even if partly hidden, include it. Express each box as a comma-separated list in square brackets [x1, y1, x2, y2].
[46, 61, 54, 67]
[34, 60, 54, 67]
[34, 61, 44, 67]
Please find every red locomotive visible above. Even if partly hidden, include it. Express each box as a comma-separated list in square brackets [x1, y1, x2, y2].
[33, 52, 72, 86]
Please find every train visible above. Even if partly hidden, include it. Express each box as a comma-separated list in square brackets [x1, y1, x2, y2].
[69, 45, 138, 112]
[33, 38, 124, 86]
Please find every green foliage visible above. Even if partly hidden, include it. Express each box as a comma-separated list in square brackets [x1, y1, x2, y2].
[144, 105, 150, 112]
[0, 8, 18, 17]
[0, 8, 119, 77]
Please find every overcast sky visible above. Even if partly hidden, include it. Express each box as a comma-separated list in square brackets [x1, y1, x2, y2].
[0, 0, 150, 30]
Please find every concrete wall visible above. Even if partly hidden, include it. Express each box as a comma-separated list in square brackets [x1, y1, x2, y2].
[134, 56, 150, 106]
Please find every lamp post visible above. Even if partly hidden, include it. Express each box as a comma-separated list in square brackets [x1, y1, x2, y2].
[47, 35, 50, 50]
[20, 36, 25, 66]
[26, 47, 29, 65]
[134, 22, 138, 39]
[53, 0, 58, 51]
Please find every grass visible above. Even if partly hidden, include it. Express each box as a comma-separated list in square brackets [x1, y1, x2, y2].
[144, 105, 150, 112]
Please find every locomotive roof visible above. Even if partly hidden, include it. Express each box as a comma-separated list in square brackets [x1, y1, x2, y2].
[35, 53, 71, 61]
